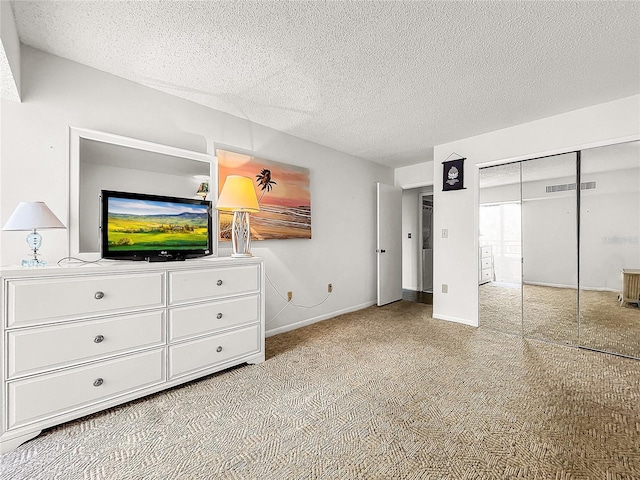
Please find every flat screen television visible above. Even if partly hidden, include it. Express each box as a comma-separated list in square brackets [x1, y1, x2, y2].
[100, 190, 213, 261]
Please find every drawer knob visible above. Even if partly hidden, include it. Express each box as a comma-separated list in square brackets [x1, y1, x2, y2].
[216, 280, 223, 286]
[216, 346, 223, 353]
[94, 291, 105, 300]
[94, 335, 105, 343]
[216, 313, 223, 319]
[93, 378, 104, 387]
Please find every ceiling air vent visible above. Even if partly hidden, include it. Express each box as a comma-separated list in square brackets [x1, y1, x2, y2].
[545, 181, 596, 193]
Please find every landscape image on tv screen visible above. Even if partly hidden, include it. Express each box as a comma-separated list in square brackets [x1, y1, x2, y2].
[106, 197, 210, 251]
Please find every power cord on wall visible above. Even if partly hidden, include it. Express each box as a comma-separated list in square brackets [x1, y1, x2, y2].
[265, 272, 332, 324]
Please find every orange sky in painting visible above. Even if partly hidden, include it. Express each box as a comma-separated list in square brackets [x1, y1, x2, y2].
[217, 149, 311, 208]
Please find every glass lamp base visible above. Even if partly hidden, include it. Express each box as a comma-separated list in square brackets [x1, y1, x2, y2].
[21, 259, 46, 268]
[231, 253, 253, 258]
[23, 231, 46, 267]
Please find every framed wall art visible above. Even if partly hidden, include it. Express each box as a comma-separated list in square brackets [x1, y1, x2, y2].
[217, 148, 311, 241]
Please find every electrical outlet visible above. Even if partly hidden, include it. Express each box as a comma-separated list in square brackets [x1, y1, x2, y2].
[287, 291, 293, 301]
[442, 284, 448, 293]
[328, 283, 333, 293]
[442, 229, 448, 238]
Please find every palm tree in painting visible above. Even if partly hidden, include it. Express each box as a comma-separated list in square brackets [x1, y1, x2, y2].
[256, 168, 277, 203]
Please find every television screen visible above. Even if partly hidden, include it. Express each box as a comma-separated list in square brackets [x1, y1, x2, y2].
[100, 190, 213, 261]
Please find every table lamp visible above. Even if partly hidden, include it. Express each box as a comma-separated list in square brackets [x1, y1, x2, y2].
[215, 175, 260, 258]
[2, 201, 66, 266]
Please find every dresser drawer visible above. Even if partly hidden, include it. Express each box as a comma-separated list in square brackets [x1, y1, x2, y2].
[7, 311, 165, 379]
[7, 348, 165, 429]
[169, 295, 259, 341]
[480, 269, 492, 281]
[480, 246, 492, 258]
[169, 324, 260, 379]
[6, 273, 165, 327]
[481, 258, 492, 269]
[169, 264, 259, 304]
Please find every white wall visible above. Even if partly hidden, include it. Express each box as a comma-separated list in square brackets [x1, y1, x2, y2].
[395, 161, 433, 189]
[0, 1, 21, 101]
[0, 46, 393, 335]
[580, 165, 639, 290]
[479, 156, 640, 291]
[433, 95, 640, 326]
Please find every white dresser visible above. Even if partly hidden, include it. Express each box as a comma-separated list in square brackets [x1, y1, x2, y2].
[479, 246, 494, 285]
[0, 257, 264, 453]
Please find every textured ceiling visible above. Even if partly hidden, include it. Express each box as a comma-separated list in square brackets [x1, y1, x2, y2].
[9, 1, 640, 168]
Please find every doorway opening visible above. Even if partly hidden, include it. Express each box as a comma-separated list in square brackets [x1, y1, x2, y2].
[420, 194, 434, 294]
[401, 187, 433, 305]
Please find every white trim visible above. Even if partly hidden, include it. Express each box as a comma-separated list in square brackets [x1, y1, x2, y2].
[70, 127, 213, 163]
[523, 281, 618, 293]
[476, 134, 640, 169]
[399, 180, 435, 190]
[523, 281, 577, 289]
[432, 313, 477, 327]
[68, 127, 217, 260]
[265, 301, 376, 337]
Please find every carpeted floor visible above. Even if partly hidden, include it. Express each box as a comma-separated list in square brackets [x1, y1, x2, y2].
[2, 301, 639, 479]
[480, 282, 640, 358]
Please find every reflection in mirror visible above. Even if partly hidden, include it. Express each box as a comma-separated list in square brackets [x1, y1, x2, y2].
[422, 195, 433, 293]
[579, 141, 640, 359]
[478, 162, 522, 335]
[69, 128, 215, 259]
[521, 153, 578, 345]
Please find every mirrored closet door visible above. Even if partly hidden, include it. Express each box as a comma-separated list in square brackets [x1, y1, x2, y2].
[479, 140, 640, 359]
[579, 141, 640, 358]
[521, 153, 578, 345]
[478, 162, 522, 336]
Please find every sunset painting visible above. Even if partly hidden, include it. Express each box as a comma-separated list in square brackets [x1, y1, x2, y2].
[217, 149, 311, 240]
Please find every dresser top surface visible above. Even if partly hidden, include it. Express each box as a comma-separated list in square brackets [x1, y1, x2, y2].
[0, 256, 263, 279]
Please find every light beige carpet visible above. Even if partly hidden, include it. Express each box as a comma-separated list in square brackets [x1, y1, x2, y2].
[2, 301, 639, 479]
[480, 282, 640, 358]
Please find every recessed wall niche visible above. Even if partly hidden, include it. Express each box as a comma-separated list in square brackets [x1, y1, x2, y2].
[69, 128, 216, 259]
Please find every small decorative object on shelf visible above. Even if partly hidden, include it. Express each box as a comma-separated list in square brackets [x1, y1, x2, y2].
[196, 181, 209, 200]
[1, 202, 66, 267]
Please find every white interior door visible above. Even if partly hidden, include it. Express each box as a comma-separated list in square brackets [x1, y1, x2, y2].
[377, 182, 402, 306]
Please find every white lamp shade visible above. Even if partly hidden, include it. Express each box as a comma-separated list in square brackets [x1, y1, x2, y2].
[2, 202, 66, 231]
[216, 175, 260, 213]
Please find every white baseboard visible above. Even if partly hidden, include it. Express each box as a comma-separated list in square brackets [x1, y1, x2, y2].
[432, 313, 477, 327]
[524, 281, 619, 292]
[265, 301, 376, 337]
[524, 281, 576, 289]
